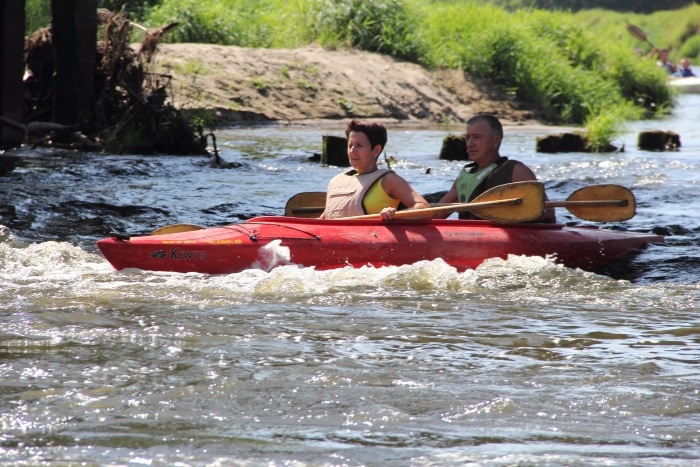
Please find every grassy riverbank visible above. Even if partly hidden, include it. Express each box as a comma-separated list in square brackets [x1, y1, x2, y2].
[141, 1, 697, 140]
[25, 1, 700, 149]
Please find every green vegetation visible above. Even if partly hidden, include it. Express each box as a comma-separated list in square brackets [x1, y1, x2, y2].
[414, 4, 656, 126]
[24, 0, 700, 151]
[297, 80, 317, 92]
[251, 77, 269, 93]
[186, 108, 218, 129]
[144, 0, 314, 47]
[179, 59, 211, 76]
[492, 0, 695, 14]
[25, 0, 160, 33]
[25, 0, 51, 33]
[139, 0, 698, 150]
[312, 0, 423, 61]
[573, 7, 700, 62]
[679, 36, 700, 59]
[584, 110, 627, 153]
[338, 98, 354, 113]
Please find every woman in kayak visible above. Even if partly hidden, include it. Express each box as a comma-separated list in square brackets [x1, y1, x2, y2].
[435, 114, 556, 222]
[320, 119, 430, 220]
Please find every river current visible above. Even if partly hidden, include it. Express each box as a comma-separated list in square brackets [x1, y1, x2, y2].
[1, 95, 699, 465]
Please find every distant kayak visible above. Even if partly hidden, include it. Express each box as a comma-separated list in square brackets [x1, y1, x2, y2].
[669, 76, 700, 93]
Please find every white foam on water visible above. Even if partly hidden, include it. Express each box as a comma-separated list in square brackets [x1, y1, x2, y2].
[251, 238, 291, 271]
[1, 239, 694, 314]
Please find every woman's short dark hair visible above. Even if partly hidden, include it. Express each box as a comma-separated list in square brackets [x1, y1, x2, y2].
[345, 119, 388, 150]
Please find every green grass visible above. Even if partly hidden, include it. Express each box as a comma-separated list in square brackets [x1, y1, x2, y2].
[412, 3, 664, 127]
[139, 0, 696, 150]
[251, 77, 269, 93]
[144, 0, 316, 47]
[180, 59, 211, 76]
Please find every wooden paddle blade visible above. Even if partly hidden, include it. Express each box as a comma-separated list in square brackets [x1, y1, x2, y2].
[626, 23, 647, 42]
[285, 191, 326, 218]
[559, 184, 636, 222]
[395, 180, 544, 222]
[151, 223, 205, 235]
[626, 22, 656, 49]
[468, 181, 545, 222]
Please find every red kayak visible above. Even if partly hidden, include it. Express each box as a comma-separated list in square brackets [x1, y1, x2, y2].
[96, 216, 663, 274]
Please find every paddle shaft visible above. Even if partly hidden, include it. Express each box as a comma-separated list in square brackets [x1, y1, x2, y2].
[430, 199, 630, 208]
[285, 184, 636, 222]
[291, 198, 629, 216]
[342, 197, 522, 220]
[546, 199, 628, 208]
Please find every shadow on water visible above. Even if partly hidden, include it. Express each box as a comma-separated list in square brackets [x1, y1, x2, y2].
[596, 223, 698, 283]
[597, 250, 662, 283]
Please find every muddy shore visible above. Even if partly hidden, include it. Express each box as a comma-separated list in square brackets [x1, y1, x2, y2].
[152, 43, 540, 128]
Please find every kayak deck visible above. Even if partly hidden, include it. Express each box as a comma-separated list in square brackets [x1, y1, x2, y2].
[97, 217, 664, 275]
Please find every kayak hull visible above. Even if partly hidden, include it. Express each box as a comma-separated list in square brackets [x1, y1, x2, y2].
[669, 76, 700, 93]
[97, 217, 663, 275]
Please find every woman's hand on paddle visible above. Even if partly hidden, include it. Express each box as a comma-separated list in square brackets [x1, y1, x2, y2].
[380, 206, 397, 220]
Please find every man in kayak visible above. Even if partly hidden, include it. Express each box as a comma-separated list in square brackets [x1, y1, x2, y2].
[673, 57, 697, 77]
[435, 114, 556, 222]
[320, 119, 430, 220]
[654, 48, 678, 75]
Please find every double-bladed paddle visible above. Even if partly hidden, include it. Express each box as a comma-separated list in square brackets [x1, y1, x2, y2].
[150, 183, 635, 235]
[285, 184, 636, 222]
[152, 182, 543, 234]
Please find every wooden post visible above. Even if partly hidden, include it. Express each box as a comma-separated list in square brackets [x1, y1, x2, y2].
[638, 130, 681, 151]
[51, 0, 96, 131]
[438, 134, 467, 161]
[0, 0, 26, 146]
[321, 135, 349, 167]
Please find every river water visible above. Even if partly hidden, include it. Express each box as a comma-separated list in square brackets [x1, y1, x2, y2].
[1, 95, 699, 465]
